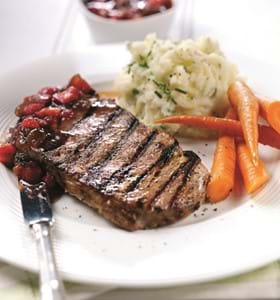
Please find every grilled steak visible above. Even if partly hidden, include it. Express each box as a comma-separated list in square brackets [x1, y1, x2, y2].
[10, 75, 209, 231]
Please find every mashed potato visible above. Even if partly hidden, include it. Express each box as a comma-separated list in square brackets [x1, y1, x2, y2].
[115, 34, 239, 137]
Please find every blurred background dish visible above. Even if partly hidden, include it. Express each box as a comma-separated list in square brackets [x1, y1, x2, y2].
[78, 0, 177, 43]
[84, 0, 173, 20]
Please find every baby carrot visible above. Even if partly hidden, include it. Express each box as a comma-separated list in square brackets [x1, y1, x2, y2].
[156, 115, 240, 136]
[228, 81, 259, 166]
[236, 140, 269, 194]
[232, 164, 244, 199]
[207, 110, 236, 203]
[258, 97, 280, 135]
[156, 115, 280, 149]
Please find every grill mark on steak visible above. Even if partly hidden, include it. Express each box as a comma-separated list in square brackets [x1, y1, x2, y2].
[168, 151, 200, 208]
[152, 152, 200, 210]
[172, 162, 209, 210]
[57, 107, 122, 172]
[97, 128, 157, 189]
[45, 104, 119, 167]
[124, 142, 177, 196]
[81, 121, 155, 188]
[93, 123, 154, 186]
[104, 131, 174, 195]
[83, 119, 139, 181]
[67, 110, 135, 176]
[125, 146, 186, 208]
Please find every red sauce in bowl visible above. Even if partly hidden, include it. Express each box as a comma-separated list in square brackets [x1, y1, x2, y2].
[84, 0, 173, 20]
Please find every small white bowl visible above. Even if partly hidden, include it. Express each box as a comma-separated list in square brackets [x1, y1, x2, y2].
[78, 0, 177, 43]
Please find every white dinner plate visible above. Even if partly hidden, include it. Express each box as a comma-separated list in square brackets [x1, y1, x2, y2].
[1, 44, 280, 288]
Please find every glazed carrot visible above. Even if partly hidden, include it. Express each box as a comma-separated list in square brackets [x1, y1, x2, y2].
[258, 97, 280, 134]
[232, 165, 244, 199]
[207, 110, 236, 203]
[156, 115, 280, 149]
[226, 107, 238, 120]
[236, 140, 269, 194]
[228, 81, 259, 166]
[258, 125, 280, 149]
[156, 115, 240, 135]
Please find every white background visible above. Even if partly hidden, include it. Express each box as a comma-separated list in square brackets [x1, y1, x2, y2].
[1, 0, 280, 73]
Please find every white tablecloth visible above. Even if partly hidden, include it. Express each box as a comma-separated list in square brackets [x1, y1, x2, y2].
[0, 261, 280, 299]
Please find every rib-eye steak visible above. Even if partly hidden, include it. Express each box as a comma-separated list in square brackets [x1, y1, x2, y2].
[9, 75, 209, 231]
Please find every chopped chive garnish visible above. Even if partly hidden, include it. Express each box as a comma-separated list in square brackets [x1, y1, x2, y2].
[184, 66, 189, 73]
[152, 80, 176, 104]
[127, 62, 135, 74]
[138, 53, 150, 68]
[132, 88, 140, 96]
[175, 88, 187, 94]
[211, 88, 217, 97]
[154, 91, 162, 98]
[147, 49, 152, 58]
[169, 97, 176, 104]
[139, 62, 149, 68]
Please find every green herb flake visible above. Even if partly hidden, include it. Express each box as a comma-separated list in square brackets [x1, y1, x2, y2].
[146, 49, 153, 58]
[139, 62, 149, 68]
[184, 66, 190, 73]
[138, 54, 149, 69]
[174, 88, 187, 94]
[152, 80, 169, 94]
[138, 44, 154, 69]
[211, 88, 217, 97]
[127, 62, 135, 74]
[169, 97, 176, 105]
[154, 91, 162, 98]
[132, 88, 140, 96]
[152, 80, 176, 104]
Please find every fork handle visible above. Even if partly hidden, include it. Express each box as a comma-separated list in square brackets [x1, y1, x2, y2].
[32, 222, 65, 300]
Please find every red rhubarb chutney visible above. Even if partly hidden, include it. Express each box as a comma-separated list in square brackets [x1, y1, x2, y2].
[0, 74, 95, 197]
